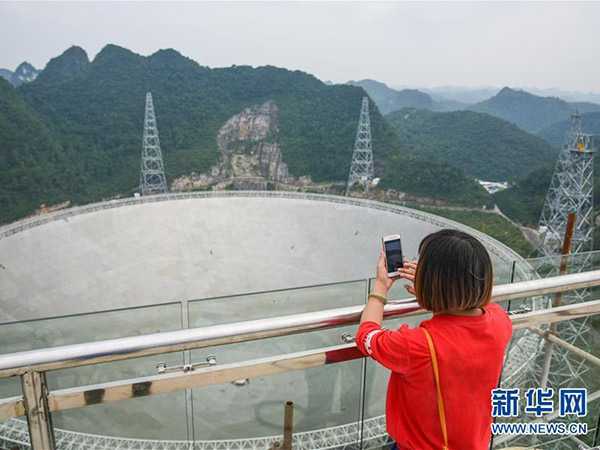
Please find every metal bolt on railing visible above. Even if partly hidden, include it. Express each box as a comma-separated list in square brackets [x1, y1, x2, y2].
[156, 355, 216, 374]
[341, 332, 355, 343]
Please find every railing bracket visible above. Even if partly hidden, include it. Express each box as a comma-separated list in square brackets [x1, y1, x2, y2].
[341, 332, 355, 343]
[156, 355, 216, 374]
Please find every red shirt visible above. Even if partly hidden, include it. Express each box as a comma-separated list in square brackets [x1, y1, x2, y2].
[356, 303, 512, 450]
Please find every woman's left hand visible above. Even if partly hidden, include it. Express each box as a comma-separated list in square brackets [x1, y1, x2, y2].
[398, 260, 418, 296]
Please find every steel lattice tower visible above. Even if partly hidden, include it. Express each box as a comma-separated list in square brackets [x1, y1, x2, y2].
[346, 97, 374, 194]
[140, 92, 168, 195]
[498, 111, 597, 450]
[534, 109, 595, 390]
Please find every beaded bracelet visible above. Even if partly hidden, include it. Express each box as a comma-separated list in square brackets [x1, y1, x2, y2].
[368, 293, 388, 305]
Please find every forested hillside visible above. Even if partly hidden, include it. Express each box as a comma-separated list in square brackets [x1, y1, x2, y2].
[0, 45, 490, 224]
[0, 78, 86, 222]
[386, 108, 557, 181]
[469, 87, 600, 134]
[493, 167, 554, 227]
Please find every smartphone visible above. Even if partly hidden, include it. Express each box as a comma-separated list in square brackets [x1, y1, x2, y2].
[382, 234, 404, 277]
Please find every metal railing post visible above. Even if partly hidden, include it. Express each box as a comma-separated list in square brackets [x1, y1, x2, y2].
[282, 401, 294, 450]
[21, 371, 55, 450]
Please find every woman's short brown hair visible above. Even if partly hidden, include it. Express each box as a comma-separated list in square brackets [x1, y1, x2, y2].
[414, 229, 493, 314]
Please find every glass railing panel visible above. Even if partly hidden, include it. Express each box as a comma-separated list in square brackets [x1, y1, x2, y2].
[189, 279, 367, 325]
[513, 250, 600, 284]
[494, 259, 517, 286]
[188, 280, 367, 361]
[0, 378, 27, 450]
[0, 302, 189, 442]
[0, 302, 184, 386]
[191, 359, 363, 446]
[188, 281, 367, 445]
[53, 391, 189, 443]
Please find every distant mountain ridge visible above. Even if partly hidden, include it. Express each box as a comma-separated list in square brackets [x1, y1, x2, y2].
[515, 87, 600, 104]
[536, 112, 600, 148]
[0, 44, 491, 224]
[396, 86, 499, 104]
[468, 87, 600, 134]
[0, 62, 40, 87]
[385, 108, 557, 181]
[0, 69, 13, 81]
[347, 79, 466, 114]
[396, 85, 600, 105]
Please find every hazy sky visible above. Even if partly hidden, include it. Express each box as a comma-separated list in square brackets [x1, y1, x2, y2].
[1, 1, 599, 93]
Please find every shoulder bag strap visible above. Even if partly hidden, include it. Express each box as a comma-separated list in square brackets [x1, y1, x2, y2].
[422, 327, 449, 450]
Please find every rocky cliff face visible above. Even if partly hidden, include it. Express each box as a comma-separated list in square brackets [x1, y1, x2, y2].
[173, 100, 295, 190]
[0, 62, 40, 87]
[11, 62, 40, 86]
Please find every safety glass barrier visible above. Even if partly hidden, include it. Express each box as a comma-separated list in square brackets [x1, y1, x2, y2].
[512, 251, 600, 310]
[190, 358, 364, 447]
[0, 302, 189, 447]
[188, 280, 367, 445]
[0, 377, 26, 450]
[1, 268, 600, 449]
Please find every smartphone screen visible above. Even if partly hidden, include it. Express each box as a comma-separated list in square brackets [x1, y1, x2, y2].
[384, 238, 404, 274]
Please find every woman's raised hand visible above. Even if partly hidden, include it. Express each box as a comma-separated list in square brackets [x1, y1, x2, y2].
[398, 258, 418, 296]
[375, 250, 399, 291]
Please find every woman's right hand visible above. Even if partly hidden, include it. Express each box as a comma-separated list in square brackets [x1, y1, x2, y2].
[398, 259, 418, 296]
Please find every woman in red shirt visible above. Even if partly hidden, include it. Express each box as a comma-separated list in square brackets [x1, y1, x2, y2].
[356, 229, 513, 450]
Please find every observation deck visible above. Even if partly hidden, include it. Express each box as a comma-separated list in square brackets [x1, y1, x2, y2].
[0, 193, 598, 449]
[1, 263, 599, 450]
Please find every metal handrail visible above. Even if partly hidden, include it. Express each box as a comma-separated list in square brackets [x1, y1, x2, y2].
[1, 269, 600, 378]
[0, 299, 599, 421]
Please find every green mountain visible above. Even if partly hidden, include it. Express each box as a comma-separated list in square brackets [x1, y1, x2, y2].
[493, 166, 553, 227]
[0, 45, 490, 224]
[385, 108, 557, 181]
[469, 87, 600, 134]
[348, 79, 464, 114]
[377, 155, 491, 207]
[536, 112, 600, 148]
[35, 46, 90, 85]
[0, 78, 87, 223]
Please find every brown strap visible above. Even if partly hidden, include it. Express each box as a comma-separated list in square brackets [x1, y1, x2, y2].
[422, 327, 449, 450]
